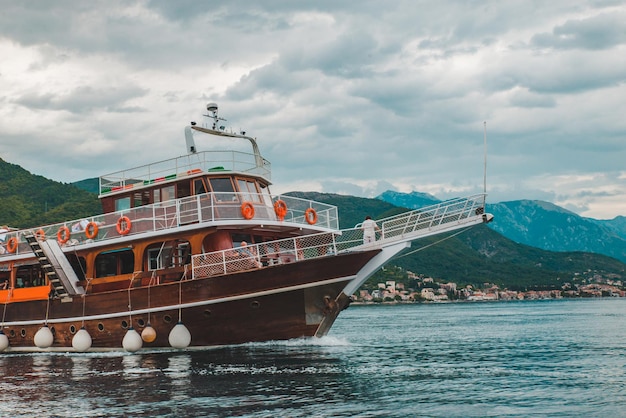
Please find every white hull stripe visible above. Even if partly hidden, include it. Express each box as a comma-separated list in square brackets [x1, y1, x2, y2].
[2, 275, 356, 327]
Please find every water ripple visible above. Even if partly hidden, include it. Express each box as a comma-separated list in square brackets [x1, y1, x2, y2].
[0, 299, 625, 417]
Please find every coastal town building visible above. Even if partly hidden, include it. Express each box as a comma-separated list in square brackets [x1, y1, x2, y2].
[353, 269, 626, 304]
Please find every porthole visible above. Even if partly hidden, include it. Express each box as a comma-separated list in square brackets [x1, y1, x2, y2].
[97, 323, 105, 332]
[20, 329, 26, 337]
[250, 300, 260, 309]
[163, 315, 172, 323]
[50, 326, 56, 335]
[121, 320, 129, 329]
[9, 329, 15, 338]
[69, 325, 77, 334]
[137, 318, 145, 327]
[203, 309, 211, 317]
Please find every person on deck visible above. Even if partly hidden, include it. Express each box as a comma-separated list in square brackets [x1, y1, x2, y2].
[237, 241, 262, 268]
[361, 216, 381, 244]
[0, 225, 9, 242]
[72, 219, 90, 232]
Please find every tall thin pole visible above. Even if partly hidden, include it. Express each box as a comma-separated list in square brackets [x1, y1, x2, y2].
[483, 121, 487, 201]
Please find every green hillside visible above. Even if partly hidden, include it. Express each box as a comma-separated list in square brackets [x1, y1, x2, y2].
[0, 158, 102, 228]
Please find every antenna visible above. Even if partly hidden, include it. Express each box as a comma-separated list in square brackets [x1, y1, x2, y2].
[483, 121, 488, 201]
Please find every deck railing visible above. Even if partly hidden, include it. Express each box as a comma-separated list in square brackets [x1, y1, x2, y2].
[0, 192, 338, 258]
[191, 194, 487, 279]
[99, 150, 272, 196]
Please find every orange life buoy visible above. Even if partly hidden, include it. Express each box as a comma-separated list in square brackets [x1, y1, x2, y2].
[305, 208, 318, 225]
[116, 216, 132, 235]
[6, 237, 18, 253]
[241, 202, 255, 220]
[35, 229, 45, 241]
[57, 226, 71, 244]
[274, 200, 288, 221]
[85, 222, 98, 239]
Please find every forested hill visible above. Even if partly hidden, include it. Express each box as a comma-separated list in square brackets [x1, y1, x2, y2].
[0, 158, 101, 228]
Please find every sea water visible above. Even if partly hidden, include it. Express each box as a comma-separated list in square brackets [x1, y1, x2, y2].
[1, 299, 625, 417]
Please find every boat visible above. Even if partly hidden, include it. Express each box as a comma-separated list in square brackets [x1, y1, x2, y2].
[0, 103, 493, 352]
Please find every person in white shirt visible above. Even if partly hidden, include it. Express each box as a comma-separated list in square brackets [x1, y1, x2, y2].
[361, 216, 380, 244]
[0, 225, 8, 242]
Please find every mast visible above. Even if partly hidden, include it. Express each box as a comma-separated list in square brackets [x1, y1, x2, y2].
[483, 121, 487, 205]
[189, 103, 265, 170]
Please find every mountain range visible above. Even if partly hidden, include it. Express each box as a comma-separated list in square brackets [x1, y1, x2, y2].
[378, 190, 626, 263]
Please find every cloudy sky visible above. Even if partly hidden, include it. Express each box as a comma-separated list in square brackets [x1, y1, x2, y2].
[1, 1, 625, 219]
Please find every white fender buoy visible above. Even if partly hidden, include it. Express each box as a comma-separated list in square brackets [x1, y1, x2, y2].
[34, 325, 54, 349]
[141, 324, 157, 343]
[0, 330, 9, 351]
[72, 327, 92, 352]
[168, 322, 191, 349]
[122, 327, 143, 352]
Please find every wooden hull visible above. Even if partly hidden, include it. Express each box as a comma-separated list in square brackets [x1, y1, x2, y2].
[1, 250, 379, 352]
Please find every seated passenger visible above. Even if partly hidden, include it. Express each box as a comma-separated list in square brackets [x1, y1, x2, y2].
[72, 219, 90, 232]
[237, 241, 262, 268]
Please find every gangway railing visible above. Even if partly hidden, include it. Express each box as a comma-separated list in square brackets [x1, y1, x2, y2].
[191, 194, 488, 279]
[377, 194, 486, 241]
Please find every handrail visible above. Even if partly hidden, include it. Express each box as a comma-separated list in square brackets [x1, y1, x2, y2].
[0, 192, 338, 258]
[191, 194, 488, 279]
[99, 150, 272, 196]
[379, 194, 486, 240]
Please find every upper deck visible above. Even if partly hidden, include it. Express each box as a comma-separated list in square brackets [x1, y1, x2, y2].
[100, 103, 271, 197]
[99, 149, 271, 197]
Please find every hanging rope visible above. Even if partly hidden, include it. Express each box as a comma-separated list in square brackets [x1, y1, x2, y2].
[127, 271, 142, 324]
[177, 280, 183, 322]
[1, 289, 10, 330]
[146, 269, 158, 325]
[80, 282, 90, 327]
[44, 296, 51, 325]
[67, 246, 91, 328]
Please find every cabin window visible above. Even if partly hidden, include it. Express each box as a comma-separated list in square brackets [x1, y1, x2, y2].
[162, 185, 175, 202]
[231, 233, 253, 248]
[153, 185, 176, 204]
[237, 179, 261, 203]
[177, 181, 191, 199]
[16, 265, 46, 288]
[260, 184, 273, 206]
[133, 191, 151, 207]
[209, 178, 235, 202]
[115, 196, 131, 211]
[0, 267, 10, 290]
[95, 248, 134, 278]
[146, 241, 190, 270]
[66, 254, 87, 281]
[193, 178, 207, 195]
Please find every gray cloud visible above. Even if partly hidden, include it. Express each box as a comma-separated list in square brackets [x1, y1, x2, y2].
[1, 0, 625, 219]
[531, 11, 626, 50]
[13, 85, 147, 114]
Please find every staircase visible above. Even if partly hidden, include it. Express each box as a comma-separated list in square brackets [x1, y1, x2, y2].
[24, 232, 85, 300]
